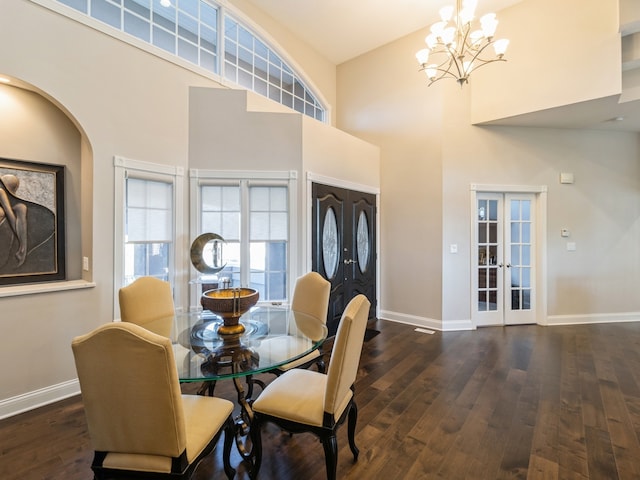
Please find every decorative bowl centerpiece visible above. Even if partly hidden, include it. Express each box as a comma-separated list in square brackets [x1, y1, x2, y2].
[201, 287, 259, 335]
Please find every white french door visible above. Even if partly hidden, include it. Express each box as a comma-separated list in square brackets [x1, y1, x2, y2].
[473, 192, 536, 326]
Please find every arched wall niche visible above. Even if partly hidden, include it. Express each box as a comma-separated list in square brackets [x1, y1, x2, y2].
[0, 75, 92, 286]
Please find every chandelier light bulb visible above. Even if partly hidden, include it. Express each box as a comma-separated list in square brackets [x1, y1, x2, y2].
[426, 65, 438, 79]
[430, 21, 447, 37]
[425, 33, 438, 49]
[441, 27, 456, 45]
[493, 38, 509, 56]
[416, 49, 430, 65]
[459, 7, 475, 25]
[480, 13, 498, 37]
[470, 29, 484, 45]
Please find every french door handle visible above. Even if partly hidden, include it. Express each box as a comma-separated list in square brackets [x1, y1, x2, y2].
[344, 259, 357, 265]
[498, 263, 512, 268]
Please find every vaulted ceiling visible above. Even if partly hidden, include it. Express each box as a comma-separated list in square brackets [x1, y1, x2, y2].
[245, 0, 640, 133]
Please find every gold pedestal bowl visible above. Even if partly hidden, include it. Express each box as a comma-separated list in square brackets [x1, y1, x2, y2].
[201, 288, 259, 335]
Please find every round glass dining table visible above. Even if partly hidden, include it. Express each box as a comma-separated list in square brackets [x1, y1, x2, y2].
[171, 305, 327, 383]
[170, 305, 327, 467]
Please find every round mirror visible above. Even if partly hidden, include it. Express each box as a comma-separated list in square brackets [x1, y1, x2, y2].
[190, 233, 226, 274]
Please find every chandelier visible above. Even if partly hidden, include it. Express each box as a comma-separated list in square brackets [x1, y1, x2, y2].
[415, 0, 509, 86]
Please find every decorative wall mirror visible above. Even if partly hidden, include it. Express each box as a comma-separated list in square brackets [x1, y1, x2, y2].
[190, 233, 226, 274]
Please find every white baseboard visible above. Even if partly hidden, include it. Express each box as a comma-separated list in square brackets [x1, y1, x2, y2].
[381, 310, 640, 330]
[0, 379, 80, 421]
[379, 310, 474, 331]
[546, 312, 640, 326]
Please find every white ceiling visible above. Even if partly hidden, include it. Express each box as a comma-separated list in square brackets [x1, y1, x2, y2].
[245, 0, 640, 133]
[245, 0, 521, 65]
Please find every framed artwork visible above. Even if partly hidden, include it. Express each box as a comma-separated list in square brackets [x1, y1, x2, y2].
[0, 158, 65, 285]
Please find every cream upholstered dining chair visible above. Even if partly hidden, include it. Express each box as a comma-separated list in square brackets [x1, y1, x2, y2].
[272, 271, 331, 375]
[71, 322, 236, 480]
[119, 276, 175, 338]
[250, 294, 371, 480]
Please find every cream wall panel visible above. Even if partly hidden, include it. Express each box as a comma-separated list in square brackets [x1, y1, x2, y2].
[338, 32, 445, 322]
[301, 118, 380, 188]
[470, 0, 621, 124]
[189, 88, 302, 171]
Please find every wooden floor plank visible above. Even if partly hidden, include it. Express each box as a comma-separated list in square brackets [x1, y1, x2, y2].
[3, 320, 640, 479]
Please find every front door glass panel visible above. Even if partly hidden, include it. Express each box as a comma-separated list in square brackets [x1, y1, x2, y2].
[356, 210, 369, 273]
[509, 199, 532, 311]
[322, 207, 338, 279]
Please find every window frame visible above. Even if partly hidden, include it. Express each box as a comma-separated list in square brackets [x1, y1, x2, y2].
[114, 155, 184, 317]
[189, 168, 297, 310]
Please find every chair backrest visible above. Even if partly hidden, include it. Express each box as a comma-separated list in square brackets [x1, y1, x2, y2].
[324, 294, 370, 417]
[290, 272, 331, 340]
[71, 322, 186, 458]
[119, 276, 175, 337]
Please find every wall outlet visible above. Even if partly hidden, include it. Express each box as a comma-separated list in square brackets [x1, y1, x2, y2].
[82, 256, 89, 271]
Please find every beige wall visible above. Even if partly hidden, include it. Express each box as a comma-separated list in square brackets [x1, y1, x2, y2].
[338, 0, 640, 329]
[338, 32, 446, 324]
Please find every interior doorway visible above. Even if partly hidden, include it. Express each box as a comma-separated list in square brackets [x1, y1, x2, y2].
[472, 191, 541, 326]
[311, 182, 376, 336]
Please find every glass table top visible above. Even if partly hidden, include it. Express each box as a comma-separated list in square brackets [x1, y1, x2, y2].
[171, 305, 327, 382]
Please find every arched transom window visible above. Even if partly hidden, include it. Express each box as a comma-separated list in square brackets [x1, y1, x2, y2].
[51, 0, 326, 122]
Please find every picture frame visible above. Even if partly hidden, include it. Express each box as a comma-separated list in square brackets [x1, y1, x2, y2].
[0, 158, 65, 285]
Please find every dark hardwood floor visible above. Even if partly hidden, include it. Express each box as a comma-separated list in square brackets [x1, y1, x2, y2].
[2, 319, 640, 479]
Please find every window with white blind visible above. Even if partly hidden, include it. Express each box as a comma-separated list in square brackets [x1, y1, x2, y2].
[249, 186, 288, 300]
[193, 172, 295, 303]
[114, 156, 183, 311]
[124, 177, 172, 285]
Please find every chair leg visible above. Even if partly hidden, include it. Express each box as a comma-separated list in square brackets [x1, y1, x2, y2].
[321, 433, 338, 480]
[347, 402, 359, 461]
[249, 415, 263, 479]
[222, 416, 236, 480]
[315, 357, 326, 373]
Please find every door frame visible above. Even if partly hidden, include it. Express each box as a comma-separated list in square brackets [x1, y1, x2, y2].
[470, 183, 548, 328]
[306, 172, 380, 320]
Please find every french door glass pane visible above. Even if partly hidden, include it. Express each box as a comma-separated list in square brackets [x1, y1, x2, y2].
[509, 199, 532, 311]
[478, 199, 499, 311]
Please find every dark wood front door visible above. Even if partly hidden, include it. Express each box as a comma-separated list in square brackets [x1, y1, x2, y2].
[312, 182, 376, 336]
